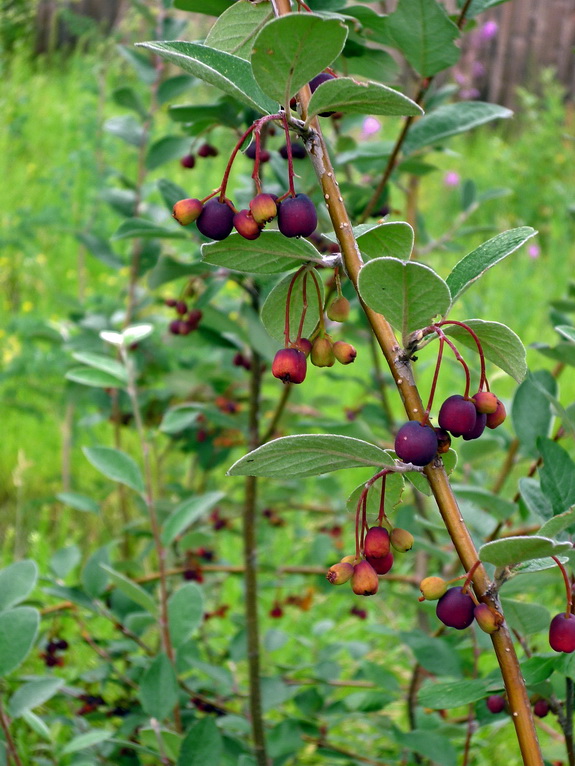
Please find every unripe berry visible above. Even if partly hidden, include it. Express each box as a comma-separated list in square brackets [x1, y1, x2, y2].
[311, 337, 335, 367]
[277, 194, 317, 238]
[173, 198, 203, 226]
[326, 562, 354, 585]
[364, 527, 390, 559]
[434, 427, 451, 454]
[340, 554, 357, 565]
[533, 699, 550, 718]
[390, 527, 414, 552]
[436, 586, 475, 630]
[351, 560, 379, 596]
[419, 576, 447, 601]
[462, 412, 487, 441]
[327, 296, 350, 322]
[438, 395, 477, 437]
[486, 695, 506, 714]
[486, 398, 506, 429]
[472, 391, 499, 414]
[394, 421, 438, 466]
[333, 341, 357, 365]
[366, 552, 394, 575]
[271, 348, 307, 384]
[196, 199, 235, 241]
[233, 209, 261, 240]
[549, 612, 575, 652]
[292, 337, 312, 357]
[180, 153, 196, 168]
[474, 603, 502, 634]
[249, 193, 277, 224]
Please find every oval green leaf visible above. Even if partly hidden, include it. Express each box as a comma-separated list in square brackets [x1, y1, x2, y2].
[66, 367, 126, 389]
[202, 231, 323, 274]
[0, 607, 40, 676]
[307, 77, 422, 122]
[168, 583, 204, 647]
[0, 560, 38, 612]
[139, 653, 179, 721]
[356, 221, 414, 261]
[83, 446, 145, 495]
[71, 352, 127, 383]
[161, 491, 225, 546]
[204, 0, 274, 60]
[479, 535, 573, 567]
[99, 564, 157, 616]
[10, 678, 65, 718]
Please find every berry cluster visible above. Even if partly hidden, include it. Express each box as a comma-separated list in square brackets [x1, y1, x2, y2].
[164, 298, 202, 336]
[486, 694, 549, 719]
[394, 321, 507, 467]
[180, 141, 219, 170]
[40, 637, 69, 667]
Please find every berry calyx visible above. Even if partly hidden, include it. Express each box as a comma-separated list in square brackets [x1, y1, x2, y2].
[233, 209, 261, 240]
[438, 394, 477, 437]
[366, 552, 394, 575]
[173, 198, 203, 226]
[277, 194, 317, 238]
[419, 576, 447, 601]
[390, 527, 414, 552]
[351, 560, 379, 596]
[327, 296, 350, 322]
[364, 527, 390, 559]
[326, 562, 354, 585]
[486, 695, 506, 714]
[472, 391, 499, 414]
[394, 421, 438, 466]
[311, 337, 335, 368]
[486, 398, 507, 429]
[196, 199, 235, 241]
[436, 586, 475, 630]
[549, 612, 575, 652]
[332, 341, 357, 365]
[271, 348, 307, 384]
[249, 193, 277, 224]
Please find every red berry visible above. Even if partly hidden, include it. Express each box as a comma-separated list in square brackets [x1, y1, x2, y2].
[326, 562, 354, 585]
[472, 391, 499, 414]
[271, 348, 307, 384]
[486, 695, 506, 714]
[394, 421, 438, 466]
[233, 209, 261, 240]
[196, 199, 235, 241]
[366, 552, 394, 575]
[292, 337, 312, 357]
[172, 198, 203, 226]
[175, 300, 188, 315]
[277, 194, 317, 238]
[364, 527, 390, 559]
[533, 699, 550, 718]
[438, 395, 477, 437]
[549, 612, 575, 652]
[436, 586, 475, 630]
[351, 560, 379, 596]
[197, 143, 218, 158]
[486, 398, 506, 429]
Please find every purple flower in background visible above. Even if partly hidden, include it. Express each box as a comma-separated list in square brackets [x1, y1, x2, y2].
[528, 244, 541, 259]
[472, 61, 486, 78]
[460, 87, 481, 100]
[480, 20, 498, 41]
[444, 171, 461, 188]
[360, 116, 381, 139]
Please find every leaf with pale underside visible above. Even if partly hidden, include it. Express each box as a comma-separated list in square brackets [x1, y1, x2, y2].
[205, 1, 273, 60]
[307, 77, 422, 121]
[202, 231, 323, 274]
[479, 535, 572, 567]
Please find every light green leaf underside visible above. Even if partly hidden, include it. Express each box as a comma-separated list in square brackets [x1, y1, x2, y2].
[204, 0, 274, 60]
[307, 77, 422, 121]
[202, 231, 323, 274]
[479, 535, 572, 567]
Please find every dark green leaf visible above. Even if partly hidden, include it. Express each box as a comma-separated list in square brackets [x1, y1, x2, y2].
[83, 447, 145, 494]
[112, 86, 147, 117]
[174, 0, 233, 14]
[140, 654, 179, 721]
[0, 607, 40, 676]
[9, 678, 64, 718]
[82, 546, 111, 599]
[401, 632, 461, 676]
[393, 727, 457, 766]
[112, 218, 187, 241]
[251, 14, 347, 105]
[512, 371, 555, 457]
[418, 678, 491, 709]
[66, 366, 126, 388]
[307, 77, 422, 121]
[137, 41, 276, 114]
[177, 718, 223, 766]
[519, 654, 556, 683]
[100, 565, 157, 616]
[501, 599, 551, 636]
[202, 231, 323, 274]
[358, 257, 451, 339]
[404, 102, 513, 154]
[168, 583, 204, 647]
[77, 232, 124, 270]
[538, 438, 575, 515]
[0, 561, 38, 612]
[146, 136, 192, 170]
[228, 434, 393, 478]
[446, 227, 537, 305]
[161, 491, 225, 546]
[157, 74, 195, 105]
[356, 222, 414, 261]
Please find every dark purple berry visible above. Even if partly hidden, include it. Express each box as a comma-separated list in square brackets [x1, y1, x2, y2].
[462, 412, 487, 441]
[394, 421, 438, 466]
[436, 586, 475, 630]
[180, 154, 196, 169]
[245, 142, 257, 160]
[309, 72, 337, 116]
[277, 193, 317, 238]
[196, 199, 235, 241]
[534, 699, 549, 718]
[279, 142, 306, 159]
[197, 143, 218, 158]
[486, 695, 506, 714]
[438, 395, 477, 437]
[169, 319, 181, 335]
[175, 300, 187, 315]
[549, 613, 575, 652]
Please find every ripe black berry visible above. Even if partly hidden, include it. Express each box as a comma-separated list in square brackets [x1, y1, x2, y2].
[277, 194, 317, 238]
[279, 142, 306, 159]
[196, 199, 235, 241]
[309, 72, 337, 116]
[394, 421, 438, 466]
[436, 586, 475, 630]
[438, 395, 477, 437]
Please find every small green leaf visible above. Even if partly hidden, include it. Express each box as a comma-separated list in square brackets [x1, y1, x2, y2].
[99, 565, 157, 616]
[540, 507, 575, 538]
[202, 231, 323, 274]
[83, 446, 145, 494]
[260, 270, 324, 344]
[446, 227, 537, 305]
[520, 655, 556, 684]
[177, 718, 223, 766]
[307, 77, 422, 121]
[204, 0, 274, 60]
[112, 85, 147, 116]
[112, 217, 187, 241]
[66, 366, 126, 388]
[50, 545, 81, 579]
[104, 115, 145, 147]
[160, 405, 203, 434]
[227, 434, 393, 478]
[512, 371, 555, 456]
[56, 492, 100, 514]
[356, 222, 414, 261]
[385, 0, 459, 77]
[404, 102, 513, 154]
[82, 546, 111, 599]
[401, 632, 461, 677]
[442, 319, 527, 383]
[0, 561, 38, 611]
[251, 14, 347, 105]
[61, 730, 112, 755]
[451, 485, 515, 520]
[161, 491, 225, 546]
[137, 41, 276, 114]
[157, 74, 195, 105]
[479, 535, 572, 567]
[556, 325, 575, 343]
[9, 678, 65, 718]
[418, 678, 491, 709]
[393, 727, 457, 766]
[0, 607, 40, 676]
[358, 257, 451, 339]
[146, 136, 192, 170]
[501, 599, 551, 637]
[139, 653, 179, 721]
[168, 583, 204, 647]
[538, 437, 575, 516]
[71, 352, 128, 383]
